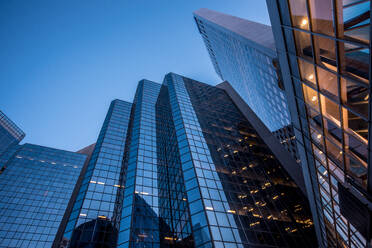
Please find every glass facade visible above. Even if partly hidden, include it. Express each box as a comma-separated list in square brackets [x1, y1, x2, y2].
[273, 125, 300, 163]
[60, 99, 132, 247]
[0, 72, 322, 247]
[193, 9, 291, 133]
[115, 80, 164, 248]
[0, 110, 25, 162]
[171, 73, 317, 247]
[0, 144, 86, 248]
[114, 73, 317, 248]
[267, 0, 371, 246]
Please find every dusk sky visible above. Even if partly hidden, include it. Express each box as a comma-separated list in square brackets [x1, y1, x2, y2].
[0, 1, 270, 151]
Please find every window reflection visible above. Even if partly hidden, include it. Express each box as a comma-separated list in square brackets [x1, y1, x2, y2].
[340, 77, 368, 118]
[338, 41, 369, 83]
[325, 137, 343, 166]
[320, 95, 341, 123]
[317, 67, 338, 100]
[342, 107, 368, 140]
[294, 30, 313, 61]
[298, 59, 316, 86]
[303, 84, 319, 111]
[288, 0, 310, 30]
[313, 35, 337, 71]
[340, 0, 370, 44]
[309, 124, 324, 148]
[343, 130, 367, 163]
[309, 0, 335, 36]
[344, 151, 367, 187]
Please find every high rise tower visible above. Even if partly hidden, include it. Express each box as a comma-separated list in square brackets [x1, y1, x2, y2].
[266, 0, 371, 247]
[0, 144, 87, 247]
[113, 73, 317, 247]
[194, 8, 299, 163]
[57, 100, 132, 247]
[0, 111, 25, 167]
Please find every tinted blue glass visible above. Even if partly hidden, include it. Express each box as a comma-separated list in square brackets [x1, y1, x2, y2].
[62, 100, 131, 247]
[0, 144, 86, 248]
[0, 111, 25, 162]
[194, 9, 291, 132]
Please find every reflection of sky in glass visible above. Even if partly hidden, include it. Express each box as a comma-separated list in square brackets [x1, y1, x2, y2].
[62, 99, 131, 242]
[0, 144, 86, 247]
[194, 13, 291, 132]
[343, 1, 370, 21]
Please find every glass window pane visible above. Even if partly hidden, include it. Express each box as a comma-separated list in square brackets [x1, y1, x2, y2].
[317, 67, 339, 101]
[288, 0, 310, 30]
[298, 59, 316, 86]
[309, 124, 324, 148]
[303, 84, 319, 111]
[341, 0, 370, 43]
[323, 116, 343, 145]
[340, 77, 368, 118]
[320, 95, 340, 122]
[313, 35, 337, 71]
[344, 151, 367, 188]
[344, 130, 367, 163]
[342, 107, 368, 140]
[294, 30, 313, 60]
[325, 136, 343, 166]
[338, 41, 369, 83]
[309, 0, 335, 36]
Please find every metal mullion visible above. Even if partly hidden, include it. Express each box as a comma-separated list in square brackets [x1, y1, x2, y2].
[284, 1, 326, 245]
[283, 25, 370, 49]
[294, 52, 369, 89]
[331, 0, 348, 190]
[332, 1, 349, 243]
[343, 0, 369, 9]
[306, 0, 341, 243]
[364, 1, 372, 244]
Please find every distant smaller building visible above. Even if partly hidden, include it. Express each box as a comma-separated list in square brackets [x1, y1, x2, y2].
[0, 144, 87, 248]
[0, 110, 25, 159]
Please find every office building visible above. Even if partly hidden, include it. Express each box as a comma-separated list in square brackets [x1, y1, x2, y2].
[57, 100, 132, 247]
[0, 111, 25, 163]
[193, 9, 300, 164]
[114, 73, 317, 247]
[2, 74, 318, 248]
[193, 8, 291, 133]
[267, 0, 371, 247]
[0, 144, 87, 248]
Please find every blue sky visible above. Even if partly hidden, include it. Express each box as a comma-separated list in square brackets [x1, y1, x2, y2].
[0, 0, 270, 151]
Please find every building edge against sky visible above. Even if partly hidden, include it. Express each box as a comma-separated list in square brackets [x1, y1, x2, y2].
[266, 0, 372, 247]
[3, 2, 363, 246]
[111, 73, 317, 247]
[193, 8, 301, 164]
[44, 73, 319, 247]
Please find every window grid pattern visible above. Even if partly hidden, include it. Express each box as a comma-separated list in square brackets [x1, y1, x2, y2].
[184, 77, 318, 247]
[278, 0, 370, 247]
[166, 73, 243, 248]
[0, 144, 86, 248]
[62, 99, 131, 247]
[155, 85, 194, 246]
[0, 111, 25, 158]
[194, 14, 291, 133]
[116, 80, 161, 248]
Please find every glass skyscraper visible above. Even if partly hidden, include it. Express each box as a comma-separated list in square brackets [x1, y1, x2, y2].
[193, 9, 301, 165]
[0, 111, 25, 160]
[193, 9, 291, 133]
[59, 99, 132, 247]
[112, 73, 317, 248]
[1, 72, 320, 248]
[0, 143, 86, 248]
[266, 0, 371, 247]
